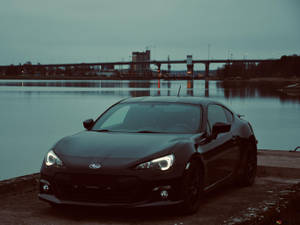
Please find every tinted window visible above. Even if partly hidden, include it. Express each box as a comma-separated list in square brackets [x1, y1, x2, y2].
[92, 102, 202, 133]
[207, 104, 228, 128]
[101, 105, 130, 128]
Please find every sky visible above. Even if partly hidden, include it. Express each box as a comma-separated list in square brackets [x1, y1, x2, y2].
[1, 0, 300, 69]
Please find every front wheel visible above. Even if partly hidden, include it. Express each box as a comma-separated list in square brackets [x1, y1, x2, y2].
[236, 143, 257, 187]
[179, 160, 204, 214]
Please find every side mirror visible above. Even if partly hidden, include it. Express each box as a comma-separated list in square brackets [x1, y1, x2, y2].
[212, 122, 231, 139]
[83, 119, 94, 130]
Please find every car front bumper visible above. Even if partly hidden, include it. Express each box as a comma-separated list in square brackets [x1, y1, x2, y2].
[39, 170, 185, 208]
[39, 193, 183, 208]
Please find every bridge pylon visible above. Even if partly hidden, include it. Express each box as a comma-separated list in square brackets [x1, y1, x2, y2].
[205, 62, 210, 77]
[155, 62, 161, 77]
[186, 55, 193, 76]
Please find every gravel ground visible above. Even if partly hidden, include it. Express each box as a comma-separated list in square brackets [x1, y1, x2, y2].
[1, 150, 300, 225]
[0, 177, 299, 225]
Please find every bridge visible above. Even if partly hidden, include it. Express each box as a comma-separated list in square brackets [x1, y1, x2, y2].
[0, 59, 279, 77]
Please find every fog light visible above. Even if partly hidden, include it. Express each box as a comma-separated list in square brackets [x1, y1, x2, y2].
[43, 184, 50, 192]
[160, 190, 168, 199]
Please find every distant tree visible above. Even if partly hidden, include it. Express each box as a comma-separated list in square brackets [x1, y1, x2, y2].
[23, 61, 35, 75]
[216, 54, 300, 78]
[65, 66, 73, 76]
[6, 65, 18, 76]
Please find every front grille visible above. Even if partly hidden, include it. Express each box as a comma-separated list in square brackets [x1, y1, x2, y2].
[53, 173, 145, 203]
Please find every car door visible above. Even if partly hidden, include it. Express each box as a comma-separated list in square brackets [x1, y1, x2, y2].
[201, 104, 240, 187]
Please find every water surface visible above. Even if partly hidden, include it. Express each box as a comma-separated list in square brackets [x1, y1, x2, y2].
[0, 79, 299, 180]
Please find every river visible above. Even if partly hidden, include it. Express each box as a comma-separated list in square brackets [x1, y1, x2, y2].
[0, 79, 299, 180]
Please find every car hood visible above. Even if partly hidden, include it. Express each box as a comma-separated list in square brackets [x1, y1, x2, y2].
[53, 131, 194, 169]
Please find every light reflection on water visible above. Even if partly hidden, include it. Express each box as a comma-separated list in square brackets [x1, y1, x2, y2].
[0, 79, 299, 180]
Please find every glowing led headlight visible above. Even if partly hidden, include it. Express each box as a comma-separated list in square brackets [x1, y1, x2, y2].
[45, 150, 63, 167]
[136, 154, 175, 171]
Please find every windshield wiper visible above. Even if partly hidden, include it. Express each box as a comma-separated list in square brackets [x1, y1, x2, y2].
[93, 129, 111, 132]
[136, 130, 162, 133]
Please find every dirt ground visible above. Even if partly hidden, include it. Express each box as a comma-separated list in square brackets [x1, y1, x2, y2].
[0, 177, 298, 225]
[1, 150, 300, 225]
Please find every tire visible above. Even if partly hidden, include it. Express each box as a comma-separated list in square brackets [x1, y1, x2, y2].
[236, 143, 257, 187]
[180, 160, 204, 214]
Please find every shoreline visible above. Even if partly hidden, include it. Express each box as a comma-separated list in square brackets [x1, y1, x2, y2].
[0, 76, 299, 82]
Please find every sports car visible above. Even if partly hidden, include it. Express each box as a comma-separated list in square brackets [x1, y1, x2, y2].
[39, 96, 257, 214]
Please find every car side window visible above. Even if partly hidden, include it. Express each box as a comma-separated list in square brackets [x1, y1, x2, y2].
[207, 104, 228, 129]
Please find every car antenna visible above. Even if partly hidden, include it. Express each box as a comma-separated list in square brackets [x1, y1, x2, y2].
[177, 85, 181, 97]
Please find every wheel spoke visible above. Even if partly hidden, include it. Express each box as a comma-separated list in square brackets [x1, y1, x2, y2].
[186, 168, 201, 200]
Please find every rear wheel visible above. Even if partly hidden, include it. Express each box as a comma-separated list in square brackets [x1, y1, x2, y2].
[180, 160, 203, 214]
[236, 143, 257, 187]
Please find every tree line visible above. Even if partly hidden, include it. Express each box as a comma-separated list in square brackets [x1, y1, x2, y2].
[216, 55, 300, 78]
[0, 62, 107, 77]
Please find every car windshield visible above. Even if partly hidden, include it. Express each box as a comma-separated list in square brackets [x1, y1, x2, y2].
[92, 102, 202, 133]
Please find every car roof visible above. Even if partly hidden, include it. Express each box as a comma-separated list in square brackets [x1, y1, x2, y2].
[121, 96, 220, 106]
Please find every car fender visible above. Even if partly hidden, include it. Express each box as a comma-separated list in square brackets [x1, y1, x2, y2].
[171, 141, 206, 181]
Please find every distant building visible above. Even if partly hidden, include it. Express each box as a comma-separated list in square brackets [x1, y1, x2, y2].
[132, 50, 150, 74]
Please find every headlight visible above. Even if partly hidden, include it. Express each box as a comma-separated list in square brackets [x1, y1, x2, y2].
[45, 150, 63, 167]
[136, 154, 175, 171]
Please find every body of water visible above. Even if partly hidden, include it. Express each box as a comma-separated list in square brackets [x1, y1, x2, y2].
[0, 79, 299, 180]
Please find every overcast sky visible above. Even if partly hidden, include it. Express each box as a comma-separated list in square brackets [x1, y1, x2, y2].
[1, 0, 299, 67]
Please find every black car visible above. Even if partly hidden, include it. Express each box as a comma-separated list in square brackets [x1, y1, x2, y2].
[39, 96, 257, 214]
